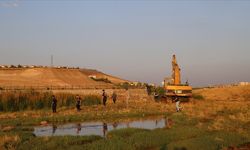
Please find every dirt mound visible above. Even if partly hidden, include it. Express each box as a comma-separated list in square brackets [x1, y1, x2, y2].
[0, 68, 113, 88]
[80, 69, 129, 84]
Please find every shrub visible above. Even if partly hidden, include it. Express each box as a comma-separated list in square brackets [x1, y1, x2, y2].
[18, 94, 28, 111]
[10, 65, 16, 68]
[43, 92, 53, 108]
[65, 95, 75, 107]
[82, 95, 101, 106]
[146, 84, 154, 95]
[154, 87, 166, 101]
[35, 99, 44, 109]
[193, 94, 204, 100]
[90, 77, 112, 83]
[0, 99, 3, 111]
[6, 95, 18, 111]
[121, 82, 129, 90]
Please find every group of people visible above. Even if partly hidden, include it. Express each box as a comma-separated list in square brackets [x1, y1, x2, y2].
[51, 94, 81, 113]
[51, 90, 119, 113]
[102, 89, 118, 106]
[51, 89, 181, 113]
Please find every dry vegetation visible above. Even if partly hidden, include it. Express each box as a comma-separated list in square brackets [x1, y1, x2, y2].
[0, 68, 113, 89]
[0, 85, 250, 149]
[185, 86, 250, 134]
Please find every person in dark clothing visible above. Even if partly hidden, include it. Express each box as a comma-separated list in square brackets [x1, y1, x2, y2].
[76, 95, 81, 111]
[102, 90, 107, 106]
[52, 95, 57, 113]
[111, 91, 117, 104]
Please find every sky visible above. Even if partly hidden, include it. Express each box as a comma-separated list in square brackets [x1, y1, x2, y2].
[0, 0, 250, 87]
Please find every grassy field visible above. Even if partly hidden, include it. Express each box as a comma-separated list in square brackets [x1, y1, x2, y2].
[1, 85, 250, 150]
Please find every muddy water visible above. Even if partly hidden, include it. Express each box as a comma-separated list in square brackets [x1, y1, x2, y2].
[34, 117, 169, 137]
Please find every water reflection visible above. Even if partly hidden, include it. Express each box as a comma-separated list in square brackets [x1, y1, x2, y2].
[164, 117, 173, 129]
[103, 123, 108, 137]
[52, 124, 57, 135]
[34, 117, 168, 137]
[76, 123, 81, 134]
[112, 122, 118, 129]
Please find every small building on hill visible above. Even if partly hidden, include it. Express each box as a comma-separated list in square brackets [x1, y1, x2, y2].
[239, 82, 250, 86]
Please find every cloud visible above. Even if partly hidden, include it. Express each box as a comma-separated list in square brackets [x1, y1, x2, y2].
[0, 0, 20, 8]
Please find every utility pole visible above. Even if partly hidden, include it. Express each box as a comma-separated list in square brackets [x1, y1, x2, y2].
[51, 55, 53, 68]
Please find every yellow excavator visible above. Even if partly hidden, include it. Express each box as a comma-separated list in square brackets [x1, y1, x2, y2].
[164, 55, 192, 99]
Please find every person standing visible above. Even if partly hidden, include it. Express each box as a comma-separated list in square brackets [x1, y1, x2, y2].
[52, 95, 57, 113]
[111, 91, 117, 104]
[76, 95, 81, 111]
[126, 89, 130, 108]
[102, 90, 108, 106]
[173, 94, 181, 112]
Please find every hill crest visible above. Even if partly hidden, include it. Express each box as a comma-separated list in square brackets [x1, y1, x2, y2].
[0, 67, 128, 89]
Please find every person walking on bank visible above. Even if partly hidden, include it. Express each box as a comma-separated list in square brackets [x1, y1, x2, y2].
[52, 95, 57, 113]
[111, 91, 117, 104]
[173, 93, 181, 112]
[76, 95, 81, 111]
[102, 89, 108, 106]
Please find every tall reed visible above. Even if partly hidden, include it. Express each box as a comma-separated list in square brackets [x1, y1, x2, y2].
[0, 90, 101, 112]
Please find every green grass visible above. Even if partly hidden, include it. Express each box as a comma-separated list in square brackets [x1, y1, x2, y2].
[1, 112, 250, 150]
[1, 93, 250, 150]
[167, 131, 250, 150]
[108, 128, 149, 138]
[82, 136, 134, 150]
[0, 109, 166, 127]
[18, 136, 102, 150]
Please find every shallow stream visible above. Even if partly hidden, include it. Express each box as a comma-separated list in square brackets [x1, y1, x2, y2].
[34, 117, 170, 137]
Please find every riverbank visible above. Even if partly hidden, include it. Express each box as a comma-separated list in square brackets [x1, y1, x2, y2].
[1, 86, 250, 150]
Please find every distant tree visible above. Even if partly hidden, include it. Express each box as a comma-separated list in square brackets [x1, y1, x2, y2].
[137, 82, 142, 87]
[154, 87, 166, 99]
[121, 82, 129, 90]
[145, 84, 151, 95]
[18, 64, 22, 68]
[10, 65, 16, 68]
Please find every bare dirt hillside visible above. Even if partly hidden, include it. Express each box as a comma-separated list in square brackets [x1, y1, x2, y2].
[80, 68, 129, 84]
[0, 68, 113, 88]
